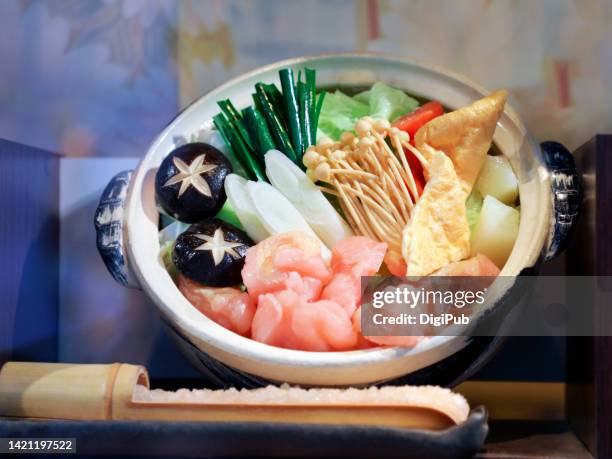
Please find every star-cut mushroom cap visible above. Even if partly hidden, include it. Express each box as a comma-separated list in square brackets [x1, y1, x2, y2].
[163, 154, 218, 198]
[414, 90, 507, 194]
[194, 228, 244, 266]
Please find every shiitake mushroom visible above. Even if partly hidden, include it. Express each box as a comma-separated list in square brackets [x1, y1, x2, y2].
[173, 218, 253, 287]
[155, 143, 232, 223]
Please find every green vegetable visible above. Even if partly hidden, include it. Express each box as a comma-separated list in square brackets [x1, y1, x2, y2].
[302, 68, 316, 153]
[215, 200, 244, 230]
[213, 114, 249, 176]
[355, 82, 419, 122]
[214, 113, 266, 182]
[313, 91, 326, 135]
[280, 69, 303, 158]
[218, 99, 254, 151]
[262, 83, 285, 122]
[254, 83, 297, 163]
[242, 106, 275, 156]
[466, 189, 484, 233]
[318, 90, 370, 140]
[214, 67, 323, 178]
[226, 122, 267, 181]
[318, 82, 420, 140]
[158, 218, 188, 283]
[160, 241, 179, 282]
[199, 126, 249, 178]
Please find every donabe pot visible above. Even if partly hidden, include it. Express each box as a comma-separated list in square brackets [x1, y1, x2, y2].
[95, 54, 581, 388]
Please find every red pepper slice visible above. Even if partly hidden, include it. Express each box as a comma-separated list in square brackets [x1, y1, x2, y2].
[392, 101, 444, 198]
[405, 150, 425, 198]
[392, 101, 444, 139]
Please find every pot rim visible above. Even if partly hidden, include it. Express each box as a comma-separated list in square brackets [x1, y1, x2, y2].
[124, 53, 551, 385]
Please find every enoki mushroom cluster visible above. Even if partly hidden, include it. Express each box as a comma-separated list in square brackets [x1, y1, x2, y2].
[303, 117, 428, 253]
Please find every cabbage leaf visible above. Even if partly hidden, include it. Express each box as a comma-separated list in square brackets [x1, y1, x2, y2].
[355, 82, 419, 122]
[317, 82, 419, 140]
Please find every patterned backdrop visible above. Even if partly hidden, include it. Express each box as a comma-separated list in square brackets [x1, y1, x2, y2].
[1, 0, 611, 158]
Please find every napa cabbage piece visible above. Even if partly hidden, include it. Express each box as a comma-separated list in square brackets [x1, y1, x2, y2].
[317, 91, 370, 140]
[354, 82, 419, 122]
[317, 82, 419, 140]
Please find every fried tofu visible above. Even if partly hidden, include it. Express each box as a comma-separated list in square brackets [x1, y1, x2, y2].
[402, 150, 471, 276]
[414, 90, 508, 194]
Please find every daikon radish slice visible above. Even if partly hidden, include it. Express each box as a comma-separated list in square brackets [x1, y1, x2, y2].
[475, 155, 519, 205]
[246, 180, 331, 259]
[470, 195, 519, 268]
[224, 174, 270, 242]
[265, 150, 353, 247]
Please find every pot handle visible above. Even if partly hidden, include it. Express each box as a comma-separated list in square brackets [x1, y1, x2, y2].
[540, 141, 582, 262]
[94, 170, 141, 289]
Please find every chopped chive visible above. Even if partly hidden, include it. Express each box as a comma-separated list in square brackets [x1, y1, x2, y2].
[279, 69, 302, 158]
[254, 83, 297, 163]
[298, 80, 311, 162]
[314, 91, 326, 135]
[243, 106, 276, 155]
[262, 83, 285, 124]
[213, 112, 265, 181]
[213, 66, 323, 176]
[217, 99, 254, 151]
[212, 113, 230, 146]
[225, 122, 266, 181]
[305, 68, 317, 142]
[213, 113, 254, 180]
[298, 68, 317, 156]
[240, 107, 259, 153]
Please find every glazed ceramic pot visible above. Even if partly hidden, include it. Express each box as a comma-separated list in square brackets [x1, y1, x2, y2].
[94, 54, 580, 388]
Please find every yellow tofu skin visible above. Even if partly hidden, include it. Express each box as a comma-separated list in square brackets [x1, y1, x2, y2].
[402, 150, 471, 276]
[414, 90, 507, 194]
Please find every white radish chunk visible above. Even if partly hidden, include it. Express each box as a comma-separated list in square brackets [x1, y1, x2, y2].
[246, 180, 331, 259]
[264, 150, 353, 247]
[224, 174, 270, 242]
[470, 195, 519, 268]
[475, 155, 519, 205]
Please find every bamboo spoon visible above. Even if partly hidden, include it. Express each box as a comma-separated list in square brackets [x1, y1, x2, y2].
[0, 361, 468, 430]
